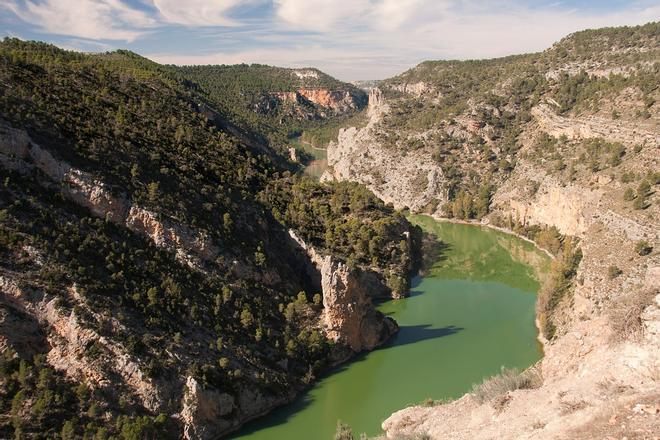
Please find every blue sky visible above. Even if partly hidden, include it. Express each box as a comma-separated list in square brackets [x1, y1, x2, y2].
[1, 0, 658, 80]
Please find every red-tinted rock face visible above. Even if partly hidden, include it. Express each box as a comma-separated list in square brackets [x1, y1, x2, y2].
[261, 88, 366, 119]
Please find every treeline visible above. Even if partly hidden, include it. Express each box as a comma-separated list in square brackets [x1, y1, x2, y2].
[441, 181, 494, 220]
[173, 64, 368, 149]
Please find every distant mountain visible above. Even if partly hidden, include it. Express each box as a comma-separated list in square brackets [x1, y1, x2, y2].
[172, 64, 368, 150]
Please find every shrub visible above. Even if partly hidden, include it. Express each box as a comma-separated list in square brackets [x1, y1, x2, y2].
[537, 238, 582, 338]
[633, 180, 652, 209]
[607, 265, 623, 280]
[471, 366, 542, 404]
[632, 197, 648, 210]
[623, 187, 635, 201]
[609, 289, 656, 342]
[634, 240, 653, 256]
[334, 421, 355, 440]
[421, 398, 436, 407]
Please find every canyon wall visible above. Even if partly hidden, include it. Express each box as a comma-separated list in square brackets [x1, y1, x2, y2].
[324, 88, 450, 212]
[289, 230, 397, 354]
[0, 122, 401, 439]
[324, 85, 660, 439]
[0, 123, 218, 270]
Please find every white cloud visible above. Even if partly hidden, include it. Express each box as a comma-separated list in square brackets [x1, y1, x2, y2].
[2, 0, 156, 41]
[274, 0, 454, 32]
[152, 0, 260, 27]
[261, 0, 660, 79]
[274, 0, 370, 31]
[3, 0, 658, 79]
[370, 0, 451, 31]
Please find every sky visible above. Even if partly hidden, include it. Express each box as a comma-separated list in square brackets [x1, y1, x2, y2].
[0, 0, 658, 80]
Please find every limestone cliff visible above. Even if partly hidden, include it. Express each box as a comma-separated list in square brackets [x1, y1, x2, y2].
[324, 88, 449, 213]
[323, 24, 660, 440]
[259, 88, 367, 120]
[289, 230, 397, 354]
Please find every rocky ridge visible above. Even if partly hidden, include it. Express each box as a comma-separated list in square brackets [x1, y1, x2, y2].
[0, 121, 402, 438]
[0, 40, 415, 439]
[323, 88, 450, 212]
[267, 88, 366, 117]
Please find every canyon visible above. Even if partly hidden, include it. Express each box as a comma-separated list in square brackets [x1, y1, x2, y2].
[1, 22, 658, 440]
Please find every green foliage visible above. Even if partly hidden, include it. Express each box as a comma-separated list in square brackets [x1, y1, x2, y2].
[607, 265, 623, 280]
[634, 240, 653, 256]
[533, 227, 564, 256]
[442, 181, 493, 221]
[623, 187, 636, 201]
[0, 351, 173, 439]
[261, 177, 421, 295]
[632, 180, 652, 210]
[536, 237, 583, 339]
[471, 366, 542, 404]
[173, 64, 367, 149]
[0, 39, 419, 437]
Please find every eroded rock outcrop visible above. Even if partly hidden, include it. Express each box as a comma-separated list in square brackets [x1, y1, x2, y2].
[322, 67, 660, 440]
[491, 163, 602, 237]
[0, 123, 218, 268]
[532, 103, 659, 146]
[0, 276, 166, 412]
[324, 89, 449, 212]
[259, 88, 366, 119]
[288, 230, 397, 353]
[181, 376, 235, 440]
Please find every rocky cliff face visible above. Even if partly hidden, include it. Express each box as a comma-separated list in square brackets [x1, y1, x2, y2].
[0, 120, 409, 438]
[0, 41, 419, 439]
[0, 275, 169, 413]
[289, 230, 397, 354]
[323, 88, 450, 213]
[323, 25, 660, 439]
[259, 88, 367, 120]
[335, 99, 660, 438]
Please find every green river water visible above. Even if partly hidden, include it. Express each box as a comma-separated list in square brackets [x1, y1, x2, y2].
[233, 215, 550, 439]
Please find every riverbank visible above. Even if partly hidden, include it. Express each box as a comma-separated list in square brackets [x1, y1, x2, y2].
[381, 215, 659, 439]
[234, 220, 548, 439]
[423, 214, 556, 261]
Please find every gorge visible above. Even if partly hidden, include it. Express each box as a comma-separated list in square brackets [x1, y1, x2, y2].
[0, 21, 658, 440]
[233, 218, 549, 439]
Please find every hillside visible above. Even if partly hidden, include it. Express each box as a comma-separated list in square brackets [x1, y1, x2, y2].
[173, 64, 368, 151]
[323, 22, 660, 439]
[0, 39, 419, 439]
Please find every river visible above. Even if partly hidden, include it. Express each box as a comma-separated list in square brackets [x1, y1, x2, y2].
[289, 137, 328, 179]
[233, 215, 550, 439]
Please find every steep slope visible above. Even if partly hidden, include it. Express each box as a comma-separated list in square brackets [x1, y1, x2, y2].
[323, 23, 660, 439]
[0, 39, 418, 439]
[173, 64, 368, 151]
